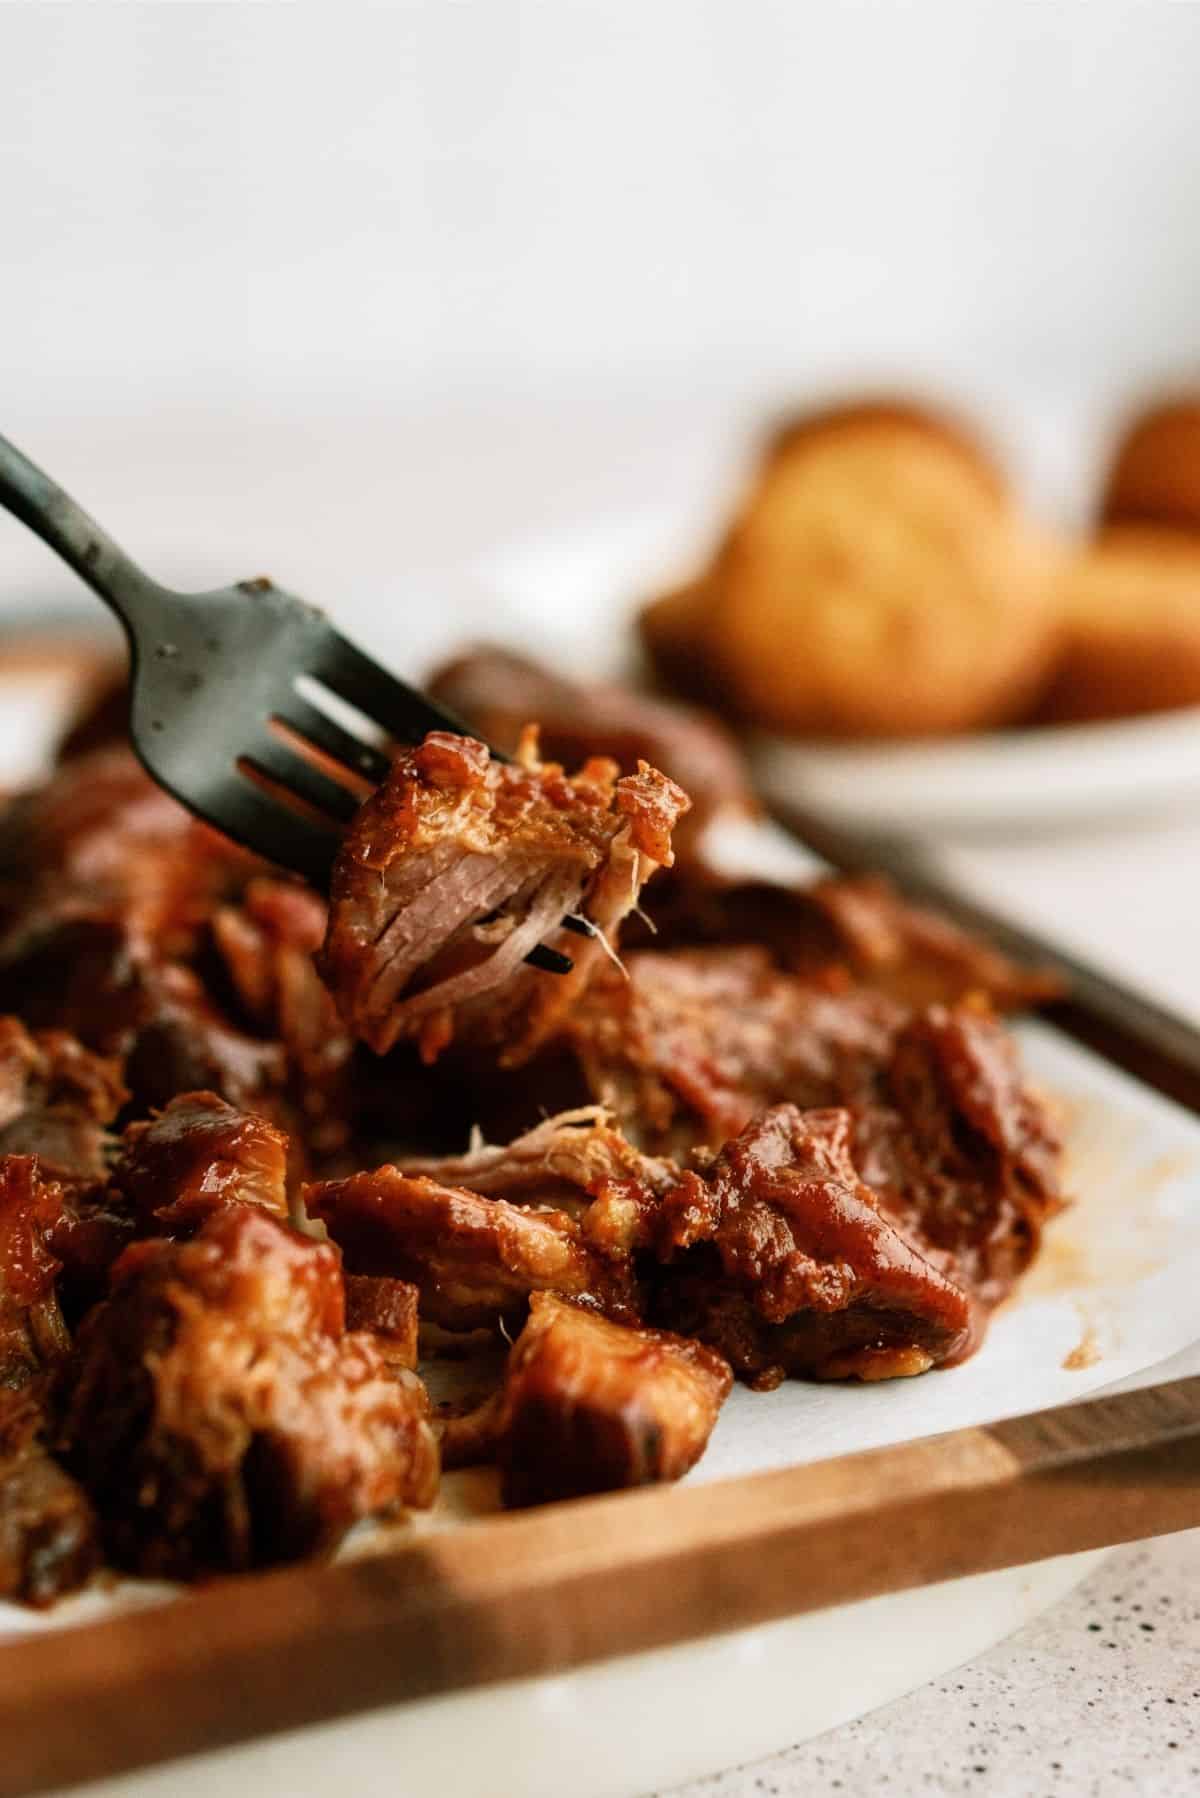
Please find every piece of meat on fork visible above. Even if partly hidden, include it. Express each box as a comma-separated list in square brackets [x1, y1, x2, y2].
[319, 729, 688, 1066]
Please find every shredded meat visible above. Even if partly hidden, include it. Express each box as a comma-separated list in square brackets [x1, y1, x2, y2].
[0, 1015, 127, 1179]
[0, 1383, 98, 1606]
[854, 1001, 1064, 1305]
[428, 645, 755, 862]
[59, 1206, 439, 1578]
[306, 1166, 641, 1333]
[564, 949, 1061, 1312]
[651, 1106, 974, 1385]
[398, 1106, 678, 1214]
[494, 1291, 732, 1507]
[1, 925, 289, 1117]
[320, 731, 688, 1064]
[564, 946, 904, 1157]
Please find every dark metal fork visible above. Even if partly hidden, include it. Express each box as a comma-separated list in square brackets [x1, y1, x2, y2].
[0, 431, 581, 972]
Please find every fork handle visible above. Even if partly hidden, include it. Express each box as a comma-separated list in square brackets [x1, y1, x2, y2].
[0, 431, 166, 643]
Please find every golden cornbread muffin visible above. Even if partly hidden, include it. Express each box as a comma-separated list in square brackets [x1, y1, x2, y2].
[1100, 396, 1200, 534]
[699, 402, 1060, 738]
[1037, 527, 1200, 723]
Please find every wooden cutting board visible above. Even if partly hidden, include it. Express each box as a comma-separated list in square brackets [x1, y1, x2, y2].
[1, 1370, 1198, 1797]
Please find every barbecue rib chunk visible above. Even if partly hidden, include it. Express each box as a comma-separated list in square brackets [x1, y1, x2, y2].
[320, 731, 688, 1065]
[59, 1206, 439, 1577]
[651, 1106, 974, 1385]
[495, 1292, 732, 1507]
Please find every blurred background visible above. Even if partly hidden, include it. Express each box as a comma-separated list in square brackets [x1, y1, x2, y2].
[4, 3, 1200, 549]
[4, 0, 1200, 990]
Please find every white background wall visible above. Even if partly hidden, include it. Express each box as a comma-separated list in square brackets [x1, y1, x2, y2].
[2, 1, 1200, 631]
[4, 0, 1200, 417]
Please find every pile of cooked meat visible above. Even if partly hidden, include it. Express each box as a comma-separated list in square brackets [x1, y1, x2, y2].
[0, 648, 1064, 1606]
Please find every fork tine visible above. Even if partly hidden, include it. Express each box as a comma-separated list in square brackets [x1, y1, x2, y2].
[526, 943, 575, 974]
[312, 631, 475, 747]
[192, 774, 340, 884]
[276, 696, 393, 785]
[240, 739, 363, 825]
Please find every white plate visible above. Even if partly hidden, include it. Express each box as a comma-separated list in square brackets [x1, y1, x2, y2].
[471, 509, 1200, 838]
[6, 650, 1200, 1798]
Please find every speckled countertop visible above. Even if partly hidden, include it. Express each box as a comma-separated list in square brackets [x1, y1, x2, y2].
[657, 1530, 1200, 1798]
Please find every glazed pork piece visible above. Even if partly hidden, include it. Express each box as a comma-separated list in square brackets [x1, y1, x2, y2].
[650, 1106, 975, 1385]
[306, 1164, 642, 1333]
[54, 1089, 299, 1320]
[793, 876, 1063, 1009]
[0, 1153, 106, 1602]
[0, 744, 252, 954]
[211, 877, 355, 1160]
[319, 730, 688, 1065]
[59, 1205, 439, 1578]
[109, 1091, 290, 1233]
[494, 1292, 732, 1507]
[0, 1015, 127, 1179]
